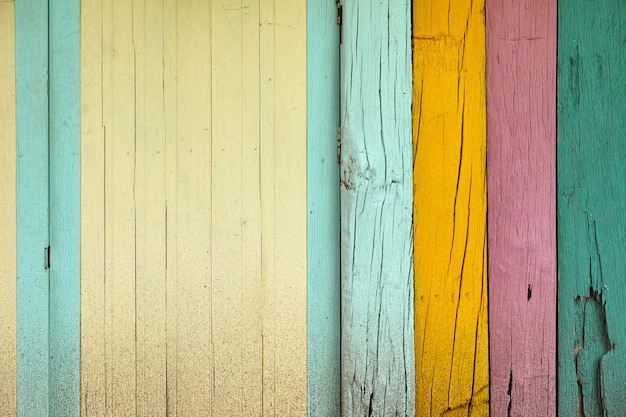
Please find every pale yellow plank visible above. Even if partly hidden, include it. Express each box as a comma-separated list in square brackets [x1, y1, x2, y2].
[162, 0, 179, 415]
[134, 0, 168, 415]
[80, 0, 106, 414]
[0, 4, 16, 415]
[175, 1, 213, 414]
[211, 1, 245, 414]
[273, 1, 308, 414]
[105, 0, 137, 413]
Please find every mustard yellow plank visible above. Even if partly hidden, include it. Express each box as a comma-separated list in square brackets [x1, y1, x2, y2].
[80, 0, 105, 414]
[413, 0, 489, 415]
[0, 3, 16, 414]
[134, 0, 168, 414]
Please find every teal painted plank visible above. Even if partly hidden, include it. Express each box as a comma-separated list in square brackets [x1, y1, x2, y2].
[340, 1, 415, 415]
[307, 0, 341, 416]
[558, 1, 626, 415]
[48, 0, 80, 415]
[15, 0, 50, 416]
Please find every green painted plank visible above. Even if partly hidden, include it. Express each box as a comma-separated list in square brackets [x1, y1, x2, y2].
[48, 0, 80, 415]
[340, 1, 415, 415]
[307, 0, 341, 416]
[558, 1, 626, 415]
[15, 0, 50, 415]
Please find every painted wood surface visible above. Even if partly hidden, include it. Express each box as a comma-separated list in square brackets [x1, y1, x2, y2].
[557, 2, 626, 415]
[486, 1, 557, 415]
[307, 0, 341, 416]
[49, 0, 81, 415]
[80, 0, 307, 415]
[0, 3, 16, 415]
[412, 1, 489, 415]
[15, 1, 50, 415]
[340, 1, 415, 415]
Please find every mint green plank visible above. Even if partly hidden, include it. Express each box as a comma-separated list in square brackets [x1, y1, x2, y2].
[307, 0, 341, 416]
[340, 1, 415, 415]
[48, 0, 80, 415]
[15, 0, 50, 416]
[558, 1, 626, 415]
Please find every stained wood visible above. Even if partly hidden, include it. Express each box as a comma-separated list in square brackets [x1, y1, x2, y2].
[412, 1, 489, 415]
[340, 1, 415, 415]
[49, 0, 81, 415]
[0, 3, 16, 414]
[557, 2, 626, 415]
[307, 0, 341, 415]
[486, 1, 557, 415]
[15, 1, 50, 414]
[81, 0, 308, 414]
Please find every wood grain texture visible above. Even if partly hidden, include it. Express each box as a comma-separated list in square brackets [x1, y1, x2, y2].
[0, 3, 16, 414]
[557, 2, 626, 415]
[15, 1, 50, 415]
[307, 0, 341, 415]
[80, 0, 307, 415]
[49, 0, 81, 415]
[486, 1, 557, 416]
[340, 1, 415, 415]
[412, 1, 489, 415]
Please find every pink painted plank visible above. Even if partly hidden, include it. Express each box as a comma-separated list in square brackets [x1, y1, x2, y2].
[486, 1, 557, 416]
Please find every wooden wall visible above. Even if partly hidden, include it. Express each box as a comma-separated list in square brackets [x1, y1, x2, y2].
[80, 0, 307, 415]
[412, 1, 489, 414]
[0, 2, 16, 414]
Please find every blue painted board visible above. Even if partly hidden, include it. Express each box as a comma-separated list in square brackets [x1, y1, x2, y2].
[15, 0, 50, 415]
[48, 0, 80, 415]
[307, 0, 341, 416]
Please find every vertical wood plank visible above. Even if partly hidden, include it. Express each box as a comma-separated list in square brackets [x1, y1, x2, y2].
[134, 0, 168, 415]
[174, 1, 213, 414]
[412, 1, 489, 415]
[15, 0, 50, 415]
[273, 2, 308, 414]
[340, 1, 415, 415]
[0, 3, 16, 414]
[49, 0, 81, 415]
[486, 1, 557, 415]
[558, 2, 626, 415]
[307, 0, 341, 415]
[80, 0, 106, 414]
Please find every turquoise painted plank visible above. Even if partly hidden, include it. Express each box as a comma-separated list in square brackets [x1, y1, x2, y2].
[307, 0, 341, 416]
[48, 0, 80, 415]
[558, 1, 626, 415]
[15, 0, 50, 416]
[340, 1, 415, 415]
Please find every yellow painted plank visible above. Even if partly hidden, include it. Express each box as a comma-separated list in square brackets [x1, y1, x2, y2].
[412, 0, 489, 415]
[272, 1, 308, 414]
[134, 0, 167, 415]
[0, 3, 16, 414]
[80, 0, 105, 414]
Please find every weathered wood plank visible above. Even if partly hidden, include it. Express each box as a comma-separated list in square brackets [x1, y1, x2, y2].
[307, 0, 341, 415]
[412, 1, 489, 415]
[15, 1, 50, 414]
[340, 1, 415, 415]
[0, 3, 16, 414]
[557, 2, 626, 415]
[49, 0, 81, 415]
[80, 0, 106, 414]
[486, 0, 557, 415]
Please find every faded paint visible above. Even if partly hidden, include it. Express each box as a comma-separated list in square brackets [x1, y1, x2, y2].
[81, 0, 307, 415]
[340, 1, 416, 416]
[412, 0, 489, 415]
[0, 2, 16, 415]
[486, 0, 557, 415]
[558, 1, 626, 415]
